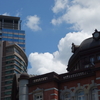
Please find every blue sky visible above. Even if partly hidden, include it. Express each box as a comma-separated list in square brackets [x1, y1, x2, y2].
[0, 0, 100, 74]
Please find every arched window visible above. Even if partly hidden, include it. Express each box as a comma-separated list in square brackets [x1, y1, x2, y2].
[77, 90, 84, 100]
[64, 93, 71, 100]
[91, 88, 98, 100]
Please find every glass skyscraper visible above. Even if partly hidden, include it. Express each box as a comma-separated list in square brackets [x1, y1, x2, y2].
[0, 15, 28, 100]
[0, 15, 25, 51]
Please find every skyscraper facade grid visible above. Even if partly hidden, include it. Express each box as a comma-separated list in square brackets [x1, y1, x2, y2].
[0, 15, 25, 51]
[0, 15, 28, 100]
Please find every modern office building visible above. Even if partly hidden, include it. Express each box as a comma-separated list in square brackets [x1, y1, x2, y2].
[0, 15, 25, 51]
[12, 29, 100, 100]
[0, 15, 28, 100]
[1, 41, 28, 100]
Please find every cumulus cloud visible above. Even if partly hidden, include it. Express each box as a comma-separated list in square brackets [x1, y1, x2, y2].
[28, 0, 100, 75]
[53, 31, 90, 65]
[51, 0, 100, 32]
[26, 15, 42, 31]
[52, 0, 68, 13]
[28, 52, 66, 74]
[28, 31, 90, 75]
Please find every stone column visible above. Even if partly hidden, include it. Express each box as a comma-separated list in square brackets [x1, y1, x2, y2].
[19, 73, 29, 100]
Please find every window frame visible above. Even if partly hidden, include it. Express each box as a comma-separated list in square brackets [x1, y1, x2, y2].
[90, 88, 98, 100]
[77, 90, 85, 100]
[64, 93, 71, 100]
[33, 92, 43, 100]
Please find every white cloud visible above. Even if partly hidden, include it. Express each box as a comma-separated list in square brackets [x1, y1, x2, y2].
[2, 13, 10, 16]
[52, 0, 68, 13]
[28, 0, 100, 75]
[51, 18, 63, 25]
[26, 15, 42, 31]
[51, 0, 100, 32]
[15, 8, 23, 17]
[28, 52, 66, 74]
[53, 31, 91, 65]
[28, 31, 91, 75]
[15, 12, 20, 17]
[1, 10, 22, 17]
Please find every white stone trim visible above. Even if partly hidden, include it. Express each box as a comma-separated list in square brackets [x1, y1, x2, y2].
[96, 77, 100, 80]
[29, 88, 43, 95]
[44, 87, 58, 91]
[97, 84, 100, 86]
[29, 93, 32, 95]
[51, 93, 57, 96]
[51, 99, 57, 100]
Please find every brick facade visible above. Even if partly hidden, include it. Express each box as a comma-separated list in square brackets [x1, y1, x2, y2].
[27, 68, 99, 100]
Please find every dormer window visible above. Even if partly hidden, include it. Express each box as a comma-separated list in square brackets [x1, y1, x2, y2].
[68, 30, 100, 72]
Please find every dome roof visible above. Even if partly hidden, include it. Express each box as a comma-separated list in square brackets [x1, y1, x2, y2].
[79, 37, 100, 51]
[67, 30, 100, 71]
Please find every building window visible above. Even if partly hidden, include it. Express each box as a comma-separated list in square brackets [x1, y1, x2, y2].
[5, 65, 14, 69]
[5, 55, 14, 59]
[90, 57, 95, 66]
[5, 80, 12, 85]
[33, 88, 43, 100]
[6, 60, 14, 64]
[4, 97, 11, 100]
[5, 70, 14, 74]
[64, 93, 71, 100]
[97, 55, 100, 60]
[5, 75, 13, 79]
[5, 85, 12, 90]
[91, 88, 98, 100]
[5, 91, 11, 95]
[36, 95, 42, 100]
[34, 94, 43, 100]
[90, 57, 94, 62]
[6, 47, 13, 53]
[84, 64, 89, 68]
[77, 90, 84, 100]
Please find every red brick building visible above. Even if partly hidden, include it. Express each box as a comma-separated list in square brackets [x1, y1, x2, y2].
[12, 30, 100, 100]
